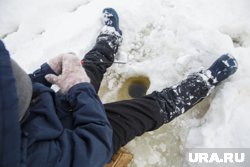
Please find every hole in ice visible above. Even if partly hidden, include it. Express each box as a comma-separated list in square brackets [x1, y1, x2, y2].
[128, 82, 148, 98]
[118, 76, 150, 100]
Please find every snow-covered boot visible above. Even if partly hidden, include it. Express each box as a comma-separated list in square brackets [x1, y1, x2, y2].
[154, 54, 238, 123]
[95, 7, 123, 56]
[102, 8, 122, 35]
[206, 54, 238, 86]
[82, 8, 122, 67]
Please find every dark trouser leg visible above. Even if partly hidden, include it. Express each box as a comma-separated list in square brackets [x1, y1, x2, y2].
[83, 41, 114, 92]
[104, 72, 213, 153]
[154, 72, 213, 123]
[82, 29, 122, 92]
[104, 94, 164, 153]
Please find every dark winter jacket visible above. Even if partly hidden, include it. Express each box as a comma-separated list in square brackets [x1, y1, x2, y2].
[0, 40, 113, 167]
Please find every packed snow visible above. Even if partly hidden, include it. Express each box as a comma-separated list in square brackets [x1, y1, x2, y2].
[1, 0, 250, 166]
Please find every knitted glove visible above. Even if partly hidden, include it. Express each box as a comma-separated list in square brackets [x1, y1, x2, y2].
[45, 53, 90, 93]
[47, 54, 64, 74]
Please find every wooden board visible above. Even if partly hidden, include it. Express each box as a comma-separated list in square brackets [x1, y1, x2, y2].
[105, 149, 133, 167]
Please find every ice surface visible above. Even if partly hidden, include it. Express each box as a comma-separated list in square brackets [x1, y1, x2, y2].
[1, 0, 250, 166]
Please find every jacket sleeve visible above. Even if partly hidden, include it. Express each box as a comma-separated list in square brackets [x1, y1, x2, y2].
[0, 41, 21, 167]
[29, 63, 56, 87]
[59, 83, 113, 167]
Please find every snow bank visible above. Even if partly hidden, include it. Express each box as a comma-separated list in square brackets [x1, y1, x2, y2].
[1, 0, 250, 166]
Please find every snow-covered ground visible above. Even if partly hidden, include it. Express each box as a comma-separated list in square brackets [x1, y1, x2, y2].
[1, 0, 250, 166]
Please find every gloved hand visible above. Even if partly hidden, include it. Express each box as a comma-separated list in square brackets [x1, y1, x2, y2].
[45, 53, 90, 93]
[47, 54, 64, 74]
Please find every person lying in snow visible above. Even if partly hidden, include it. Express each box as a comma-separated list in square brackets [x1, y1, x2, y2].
[0, 8, 238, 167]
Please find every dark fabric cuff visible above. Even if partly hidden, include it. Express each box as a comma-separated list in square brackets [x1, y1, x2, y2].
[67, 82, 97, 108]
[29, 63, 57, 87]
